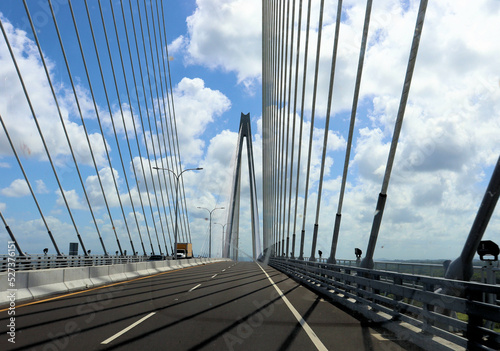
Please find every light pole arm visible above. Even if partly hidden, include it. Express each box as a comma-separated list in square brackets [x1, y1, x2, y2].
[152, 166, 203, 259]
[197, 206, 225, 258]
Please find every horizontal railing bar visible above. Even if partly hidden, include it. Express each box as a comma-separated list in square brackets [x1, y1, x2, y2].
[270, 257, 499, 351]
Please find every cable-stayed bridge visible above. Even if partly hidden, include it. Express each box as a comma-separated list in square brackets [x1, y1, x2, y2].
[0, 0, 499, 350]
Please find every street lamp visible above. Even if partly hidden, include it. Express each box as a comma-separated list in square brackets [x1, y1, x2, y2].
[214, 222, 230, 258]
[153, 166, 203, 259]
[198, 206, 225, 258]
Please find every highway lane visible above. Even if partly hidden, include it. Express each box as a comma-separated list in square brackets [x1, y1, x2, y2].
[0, 261, 415, 350]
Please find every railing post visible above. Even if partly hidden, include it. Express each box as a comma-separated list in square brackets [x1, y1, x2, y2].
[465, 287, 483, 349]
[393, 276, 403, 318]
[421, 282, 434, 334]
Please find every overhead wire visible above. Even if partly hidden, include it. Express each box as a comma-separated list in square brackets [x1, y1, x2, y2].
[22, 0, 109, 255]
[328, 0, 373, 264]
[118, 0, 157, 256]
[0, 113, 58, 255]
[140, 0, 171, 252]
[309, 0, 343, 261]
[126, 0, 165, 255]
[279, 0, 291, 257]
[152, 0, 178, 250]
[298, 0, 324, 260]
[131, 0, 170, 255]
[0, 0, 189, 257]
[108, 0, 153, 256]
[159, 0, 194, 246]
[289, 0, 305, 258]
[0, 209, 23, 255]
[1, 9, 89, 256]
[361, 0, 428, 268]
[284, 0, 297, 258]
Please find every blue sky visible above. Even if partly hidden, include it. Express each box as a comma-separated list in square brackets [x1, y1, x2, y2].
[0, 0, 499, 261]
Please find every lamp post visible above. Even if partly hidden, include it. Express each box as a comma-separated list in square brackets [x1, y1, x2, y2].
[153, 166, 203, 260]
[198, 206, 225, 258]
[214, 222, 230, 258]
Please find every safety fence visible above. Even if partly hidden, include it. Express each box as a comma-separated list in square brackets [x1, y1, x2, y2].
[270, 257, 500, 351]
[1, 254, 158, 272]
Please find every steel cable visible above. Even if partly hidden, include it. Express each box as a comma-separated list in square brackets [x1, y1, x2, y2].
[1, 11, 89, 256]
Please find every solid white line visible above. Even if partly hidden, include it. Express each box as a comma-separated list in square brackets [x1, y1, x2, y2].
[211, 274, 217, 278]
[101, 312, 156, 345]
[257, 263, 328, 351]
[189, 283, 201, 292]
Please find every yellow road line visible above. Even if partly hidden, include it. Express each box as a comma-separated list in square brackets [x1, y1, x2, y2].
[0, 262, 217, 312]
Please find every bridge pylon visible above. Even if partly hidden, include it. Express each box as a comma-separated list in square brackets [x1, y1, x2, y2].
[224, 113, 261, 260]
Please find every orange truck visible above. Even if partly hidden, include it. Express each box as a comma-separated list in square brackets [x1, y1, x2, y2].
[176, 243, 193, 259]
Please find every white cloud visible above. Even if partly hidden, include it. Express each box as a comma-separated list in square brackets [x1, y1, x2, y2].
[1, 179, 29, 197]
[102, 103, 140, 139]
[173, 77, 231, 162]
[257, 0, 500, 260]
[35, 179, 49, 194]
[84, 167, 122, 208]
[55, 189, 86, 210]
[178, 0, 262, 90]
[0, 15, 109, 168]
[1, 1, 499, 260]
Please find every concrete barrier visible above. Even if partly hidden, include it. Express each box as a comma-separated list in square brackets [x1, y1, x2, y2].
[28, 269, 67, 299]
[89, 266, 112, 286]
[169, 260, 184, 270]
[0, 258, 228, 305]
[159, 260, 173, 272]
[183, 258, 195, 267]
[64, 267, 93, 291]
[146, 261, 163, 275]
[0, 270, 32, 303]
[136, 262, 150, 276]
[123, 263, 140, 279]
[108, 264, 127, 282]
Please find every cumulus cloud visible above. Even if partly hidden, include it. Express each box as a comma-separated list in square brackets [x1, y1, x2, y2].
[173, 77, 231, 162]
[84, 167, 122, 208]
[258, 0, 500, 260]
[1, 1, 499, 260]
[55, 188, 86, 210]
[35, 179, 49, 194]
[172, 0, 262, 90]
[0, 15, 109, 168]
[1, 179, 30, 197]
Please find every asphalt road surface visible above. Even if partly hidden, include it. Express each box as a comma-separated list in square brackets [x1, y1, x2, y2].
[1, 261, 416, 350]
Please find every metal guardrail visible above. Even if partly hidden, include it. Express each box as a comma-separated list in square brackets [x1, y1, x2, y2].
[0, 254, 150, 272]
[270, 257, 500, 351]
[313, 258, 500, 283]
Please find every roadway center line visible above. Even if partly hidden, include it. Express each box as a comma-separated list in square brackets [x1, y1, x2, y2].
[257, 263, 328, 351]
[189, 283, 201, 292]
[101, 312, 156, 345]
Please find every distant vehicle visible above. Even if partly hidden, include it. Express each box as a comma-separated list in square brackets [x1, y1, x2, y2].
[148, 255, 164, 261]
[176, 243, 193, 259]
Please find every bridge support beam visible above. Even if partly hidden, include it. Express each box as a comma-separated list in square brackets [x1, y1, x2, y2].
[446, 155, 500, 281]
[360, 193, 387, 269]
[327, 214, 342, 264]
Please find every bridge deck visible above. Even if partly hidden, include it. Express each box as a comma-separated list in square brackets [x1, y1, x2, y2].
[0, 261, 417, 350]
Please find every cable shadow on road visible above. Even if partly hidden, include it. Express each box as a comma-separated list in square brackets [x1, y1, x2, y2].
[276, 296, 320, 351]
[2, 268, 291, 350]
[0, 263, 247, 322]
[105, 283, 302, 351]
